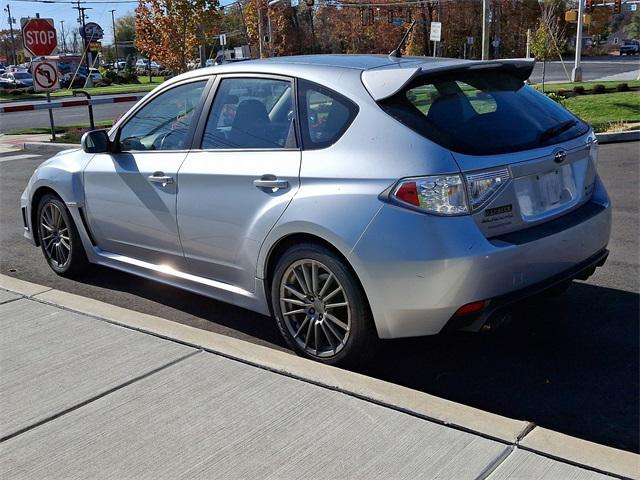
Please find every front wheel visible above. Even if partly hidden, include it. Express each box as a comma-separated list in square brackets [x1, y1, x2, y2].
[37, 194, 89, 277]
[271, 243, 377, 366]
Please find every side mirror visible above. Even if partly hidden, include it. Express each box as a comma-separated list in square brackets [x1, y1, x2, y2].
[81, 129, 112, 153]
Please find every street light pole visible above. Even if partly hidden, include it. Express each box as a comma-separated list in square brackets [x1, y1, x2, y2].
[60, 20, 67, 55]
[256, 0, 264, 58]
[110, 9, 118, 63]
[4, 4, 17, 66]
[571, 0, 584, 82]
[481, 0, 490, 60]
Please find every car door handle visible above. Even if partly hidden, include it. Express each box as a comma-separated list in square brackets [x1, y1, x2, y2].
[254, 176, 289, 191]
[148, 172, 174, 186]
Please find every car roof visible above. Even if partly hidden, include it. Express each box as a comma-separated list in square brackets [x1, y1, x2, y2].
[168, 54, 534, 102]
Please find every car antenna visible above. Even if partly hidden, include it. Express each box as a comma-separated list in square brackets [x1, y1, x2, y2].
[389, 20, 416, 59]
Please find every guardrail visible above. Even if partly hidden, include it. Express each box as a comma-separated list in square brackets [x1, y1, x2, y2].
[0, 93, 146, 140]
[0, 93, 146, 114]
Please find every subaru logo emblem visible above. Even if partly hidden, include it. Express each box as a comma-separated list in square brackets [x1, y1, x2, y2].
[554, 150, 567, 164]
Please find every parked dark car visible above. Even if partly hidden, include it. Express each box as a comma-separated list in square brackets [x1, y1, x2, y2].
[60, 73, 87, 88]
[619, 39, 640, 55]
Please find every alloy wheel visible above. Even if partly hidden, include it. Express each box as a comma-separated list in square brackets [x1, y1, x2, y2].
[279, 259, 351, 358]
[39, 203, 71, 268]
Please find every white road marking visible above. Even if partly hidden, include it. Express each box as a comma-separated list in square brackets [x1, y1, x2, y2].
[0, 153, 41, 163]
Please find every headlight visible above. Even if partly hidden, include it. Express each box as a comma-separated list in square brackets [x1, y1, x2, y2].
[465, 167, 511, 211]
[391, 175, 469, 215]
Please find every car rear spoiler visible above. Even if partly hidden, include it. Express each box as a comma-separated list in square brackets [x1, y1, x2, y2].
[362, 58, 536, 101]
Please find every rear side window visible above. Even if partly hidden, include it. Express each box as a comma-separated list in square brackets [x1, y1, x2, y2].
[297, 79, 358, 150]
[201, 77, 295, 149]
[379, 70, 589, 156]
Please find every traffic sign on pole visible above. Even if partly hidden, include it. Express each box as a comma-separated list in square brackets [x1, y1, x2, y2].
[32, 60, 60, 92]
[429, 21, 442, 42]
[21, 18, 58, 57]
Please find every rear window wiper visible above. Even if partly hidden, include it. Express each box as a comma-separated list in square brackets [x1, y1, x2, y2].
[538, 120, 578, 142]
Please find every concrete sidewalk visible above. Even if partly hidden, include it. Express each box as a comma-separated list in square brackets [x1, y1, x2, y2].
[0, 276, 637, 479]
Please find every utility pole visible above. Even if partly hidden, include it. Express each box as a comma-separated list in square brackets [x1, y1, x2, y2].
[60, 20, 67, 55]
[571, 0, 584, 82]
[109, 9, 118, 62]
[74, 2, 93, 86]
[4, 4, 17, 66]
[481, 0, 490, 60]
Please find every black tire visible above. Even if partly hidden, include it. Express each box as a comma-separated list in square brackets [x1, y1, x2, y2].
[271, 243, 378, 366]
[36, 193, 90, 278]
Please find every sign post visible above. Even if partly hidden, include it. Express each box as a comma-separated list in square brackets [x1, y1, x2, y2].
[430, 21, 442, 58]
[32, 60, 60, 141]
[81, 22, 104, 87]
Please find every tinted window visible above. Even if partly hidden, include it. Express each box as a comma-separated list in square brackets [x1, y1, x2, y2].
[119, 80, 207, 151]
[202, 77, 295, 149]
[298, 79, 358, 150]
[379, 70, 589, 156]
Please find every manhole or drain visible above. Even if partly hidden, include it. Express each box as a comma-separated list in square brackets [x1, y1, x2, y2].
[8, 268, 17, 273]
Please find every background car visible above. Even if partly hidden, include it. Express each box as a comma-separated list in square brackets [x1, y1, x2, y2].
[60, 73, 87, 88]
[0, 71, 33, 88]
[20, 55, 611, 366]
[619, 39, 639, 55]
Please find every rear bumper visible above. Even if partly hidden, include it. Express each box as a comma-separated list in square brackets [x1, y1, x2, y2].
[350, 180, 611, 339]
[446, 247, 608, 332]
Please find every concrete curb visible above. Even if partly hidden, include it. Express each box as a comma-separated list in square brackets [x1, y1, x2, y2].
[22, 142, 80, 154]
[1, 273, 638, 479]
[596, 130, 640, 144]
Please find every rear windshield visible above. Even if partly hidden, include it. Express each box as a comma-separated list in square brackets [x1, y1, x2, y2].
[378, 69, 589, 155]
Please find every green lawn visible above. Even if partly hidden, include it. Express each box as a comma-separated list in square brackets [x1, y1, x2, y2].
[0, 76, 165, 103]
[562, 91, 640, 132]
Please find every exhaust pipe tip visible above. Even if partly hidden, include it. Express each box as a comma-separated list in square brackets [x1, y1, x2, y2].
[481, 310, 513, 332]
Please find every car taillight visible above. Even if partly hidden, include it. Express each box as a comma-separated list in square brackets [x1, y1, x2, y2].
[464, 167, 510, 211]
[391, 175, 469, 215]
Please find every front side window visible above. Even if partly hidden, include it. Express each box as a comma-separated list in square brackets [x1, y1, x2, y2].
[119, 80, 207, 151]
[379, 70, 589, 156]
[297, 79, 358, 150]
[202, 77, 295, 149]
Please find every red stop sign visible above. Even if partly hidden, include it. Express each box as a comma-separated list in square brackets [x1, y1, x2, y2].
[22, 18, 58, 57]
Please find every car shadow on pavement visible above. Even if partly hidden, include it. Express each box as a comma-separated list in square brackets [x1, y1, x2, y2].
[78, 265, 288, 350]
[356, 282, 639, 454]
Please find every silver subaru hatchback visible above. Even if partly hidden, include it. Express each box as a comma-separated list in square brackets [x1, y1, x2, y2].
[21, 55, 611, 365]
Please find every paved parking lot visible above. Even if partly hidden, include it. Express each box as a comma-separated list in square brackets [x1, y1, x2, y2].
[0, 142, 637, 453]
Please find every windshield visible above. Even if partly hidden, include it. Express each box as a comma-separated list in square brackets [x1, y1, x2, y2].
[378, 69, 589, 155]
[14, 72, 31, 79]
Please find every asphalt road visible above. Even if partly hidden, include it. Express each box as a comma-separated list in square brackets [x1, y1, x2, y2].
[529, 57, 639, 83]
[0, 101, 137, 134]
[0, 142, 638, 453]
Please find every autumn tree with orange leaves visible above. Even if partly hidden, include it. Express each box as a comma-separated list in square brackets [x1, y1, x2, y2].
[135, 0, 221, 72]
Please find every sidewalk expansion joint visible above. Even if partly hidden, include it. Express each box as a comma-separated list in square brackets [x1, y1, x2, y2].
[515, 422, 537, 443]
[0, 296, 24, 306]
[0, 349, 202, 444]
[473, 445, 515, 480]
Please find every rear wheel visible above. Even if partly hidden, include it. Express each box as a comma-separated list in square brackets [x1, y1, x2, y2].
[37, 194, 89, 277]
[271, 243, 377, 366]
